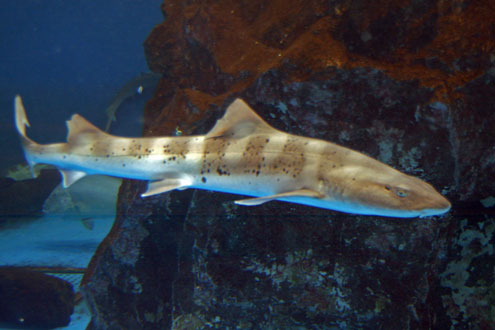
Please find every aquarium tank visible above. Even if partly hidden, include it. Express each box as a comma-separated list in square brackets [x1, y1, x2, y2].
[1, 0, 494, 329]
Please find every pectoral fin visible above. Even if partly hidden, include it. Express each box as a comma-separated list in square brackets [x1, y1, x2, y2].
[235, 189, 323, 206]
[141, 176, 192, 197]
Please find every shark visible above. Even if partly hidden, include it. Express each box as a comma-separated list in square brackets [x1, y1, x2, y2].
[104, 72, 161, 132]
[14, 95, 451, 218]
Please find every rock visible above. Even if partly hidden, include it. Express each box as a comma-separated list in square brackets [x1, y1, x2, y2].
[82, 0, 495, 329]
[0, 169, 61, 219]
[0, 267, 74, 329]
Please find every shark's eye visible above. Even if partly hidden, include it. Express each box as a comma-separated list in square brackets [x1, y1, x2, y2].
[395, 188, 408, 198]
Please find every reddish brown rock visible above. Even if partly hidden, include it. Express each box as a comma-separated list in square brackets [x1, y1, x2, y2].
[82, 1, 495, 329]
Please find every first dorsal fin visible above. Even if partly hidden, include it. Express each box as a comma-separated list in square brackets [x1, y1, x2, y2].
[66, 114, 107, 142]
[205, 98, 276, 139]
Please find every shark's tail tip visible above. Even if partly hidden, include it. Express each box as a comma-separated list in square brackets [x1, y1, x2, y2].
[14, 95, 31, 136]
[14, 95, 37, 176]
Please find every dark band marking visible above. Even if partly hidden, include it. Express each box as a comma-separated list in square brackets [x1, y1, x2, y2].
[271, 137, 306, 178]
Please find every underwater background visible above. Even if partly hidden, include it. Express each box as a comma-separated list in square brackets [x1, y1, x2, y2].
[1, 0, 162, 167]
[0, 1, 162, 329]
[1, 0, 495, 329]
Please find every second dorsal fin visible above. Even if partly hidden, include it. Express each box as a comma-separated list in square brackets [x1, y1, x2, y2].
[205, 98, 276, 139]
[66, 114, 107, 142]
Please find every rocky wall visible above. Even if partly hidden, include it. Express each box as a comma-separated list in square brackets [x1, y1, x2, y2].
[82, 1, 495, 329]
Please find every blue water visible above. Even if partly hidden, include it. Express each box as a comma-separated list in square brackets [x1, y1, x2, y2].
[0, 2, 163, 328]
[0, 0, 163, 168]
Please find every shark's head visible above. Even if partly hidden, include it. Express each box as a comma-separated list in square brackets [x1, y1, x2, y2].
[320, 168, 451, 218]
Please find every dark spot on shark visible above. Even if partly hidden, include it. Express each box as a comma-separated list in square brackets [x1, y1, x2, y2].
[122, 163, 126, 167]
[202, 177, 207, 183]
[217, 167, 229, 176]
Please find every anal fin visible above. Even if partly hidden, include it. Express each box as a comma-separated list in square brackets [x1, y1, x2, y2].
[60, 169, 87, 187]
[141, 176, 192, 197]
[235, 189, 323, 206]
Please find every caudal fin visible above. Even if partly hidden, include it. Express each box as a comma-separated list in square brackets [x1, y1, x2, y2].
[14, 95, 38, 176]
[15, 95, 33, 142]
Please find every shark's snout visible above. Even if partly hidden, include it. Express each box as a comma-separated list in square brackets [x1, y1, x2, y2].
[422, 192, 451, 216]
[437, 194, 451, 211]
[401, 177, 451, 217]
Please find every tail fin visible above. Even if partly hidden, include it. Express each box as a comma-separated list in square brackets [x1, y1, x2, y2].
[15, 95, 33, 142]
[14, 95, 37, 176]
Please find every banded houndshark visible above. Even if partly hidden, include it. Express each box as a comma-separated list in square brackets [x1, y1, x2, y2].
[14, 95, 451, 218]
